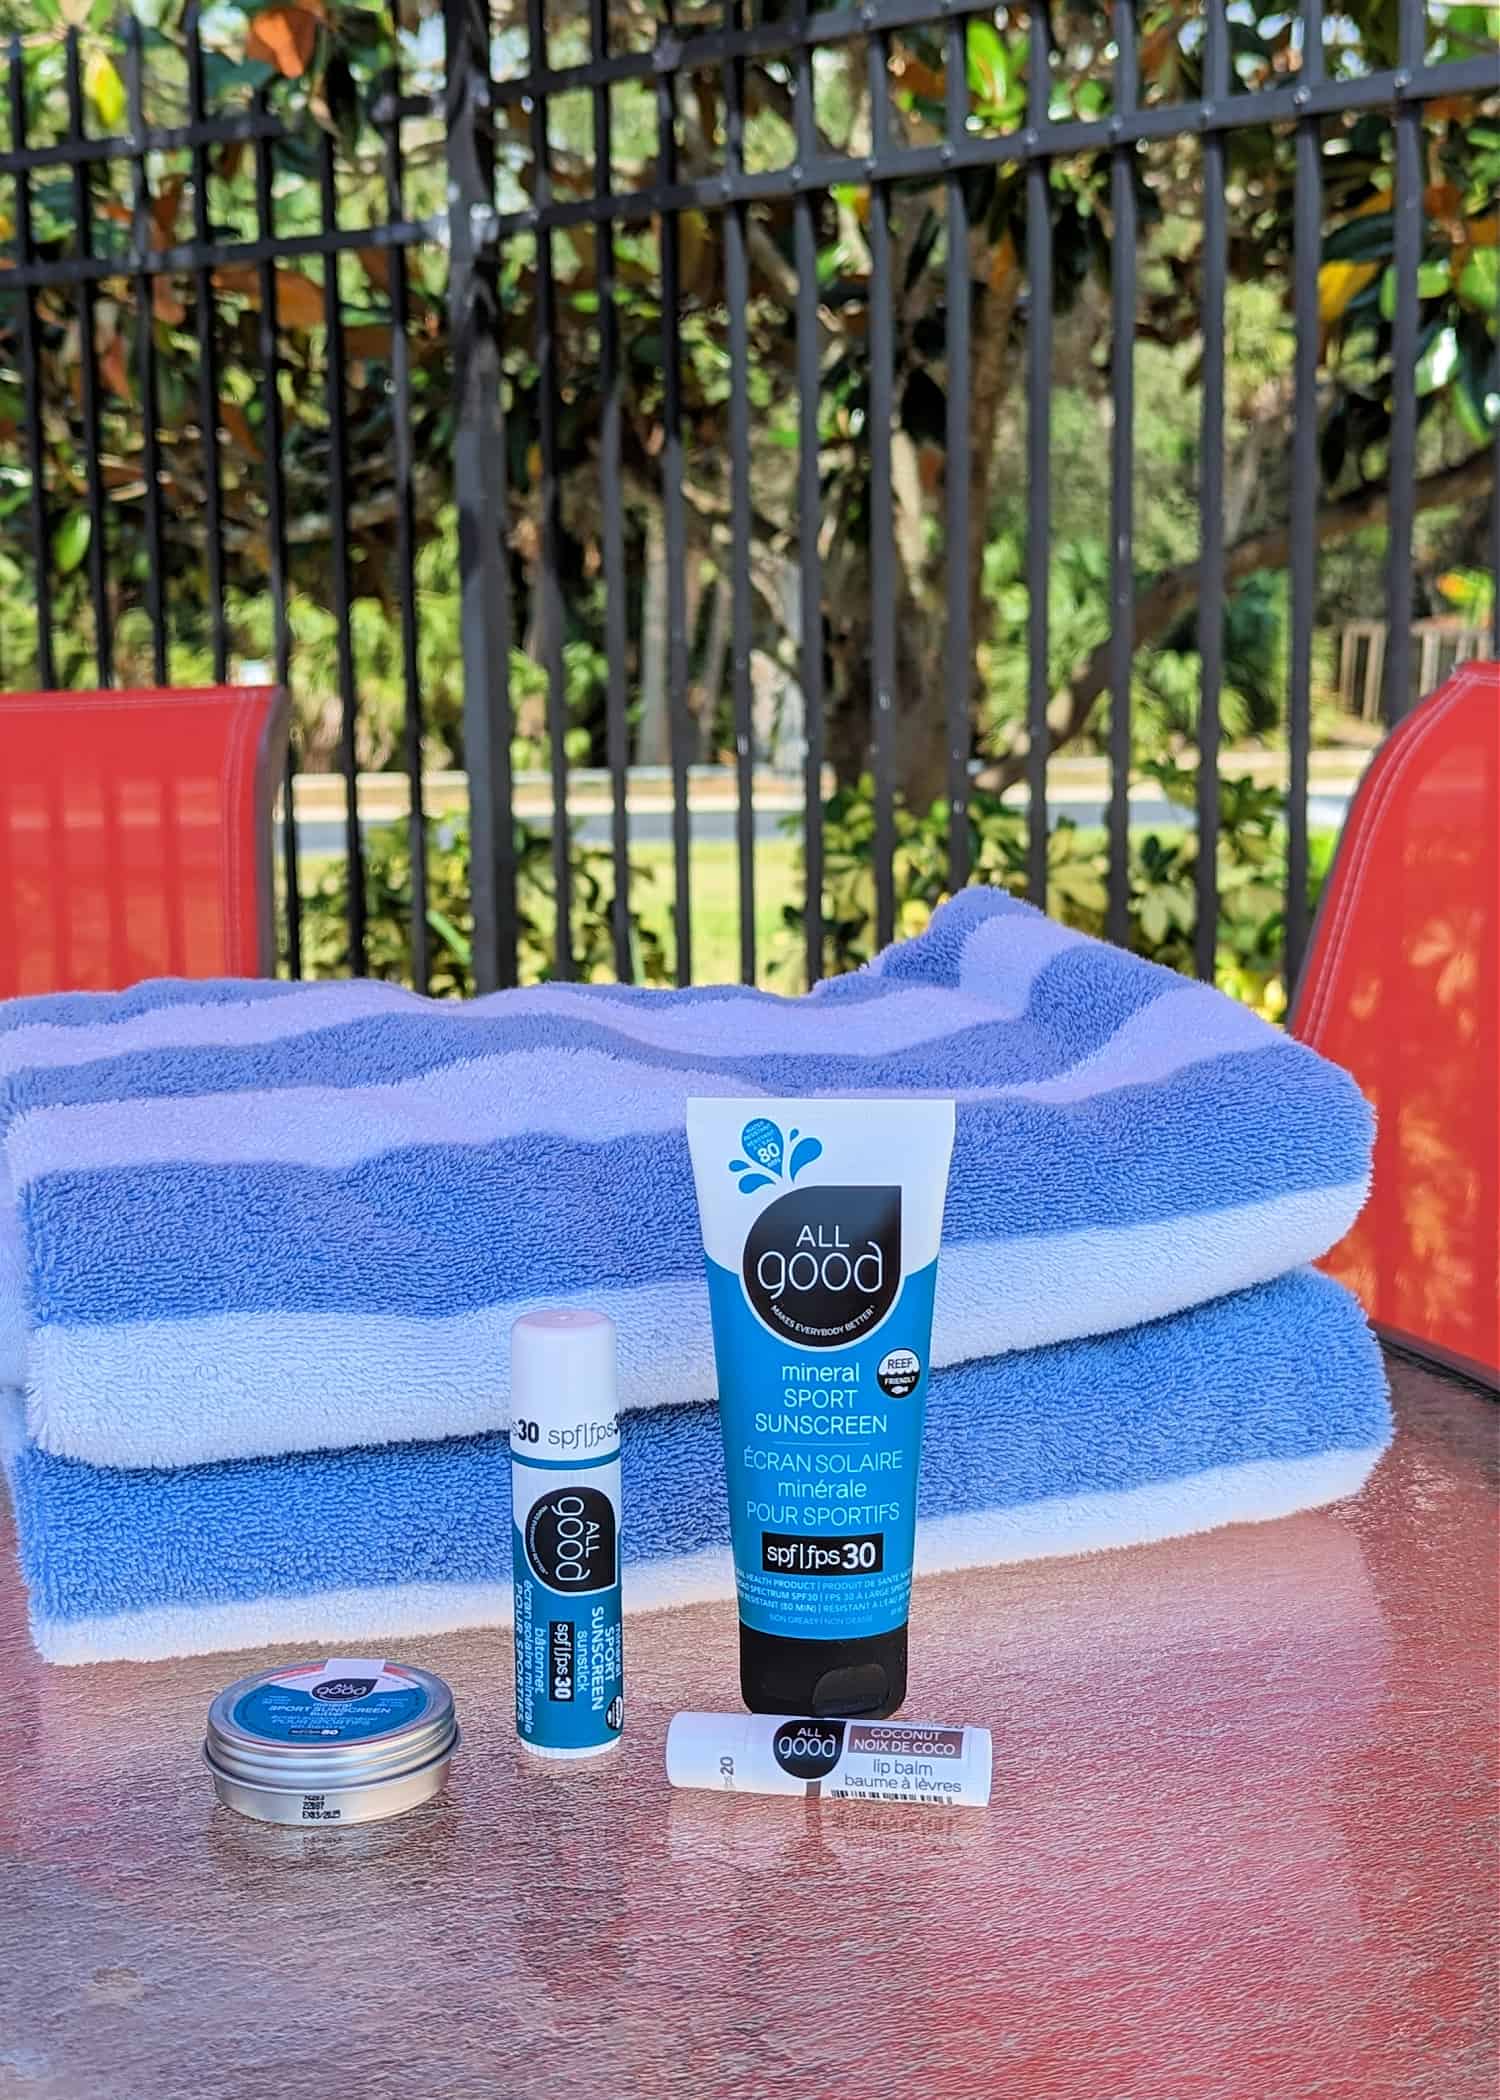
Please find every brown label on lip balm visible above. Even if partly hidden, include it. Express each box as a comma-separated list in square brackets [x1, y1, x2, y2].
[846, 1723, 966, 1759]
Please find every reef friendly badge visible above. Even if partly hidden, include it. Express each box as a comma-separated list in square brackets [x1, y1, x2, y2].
[876, 1347, 922, 1399]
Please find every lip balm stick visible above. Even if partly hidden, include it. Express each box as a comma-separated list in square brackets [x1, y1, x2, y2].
[510, 1309, 624, 1758]
[667, 1712, 992, 1808]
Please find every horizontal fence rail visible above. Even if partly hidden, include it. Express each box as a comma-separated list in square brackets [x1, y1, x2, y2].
[0, 1, 1495, 1001]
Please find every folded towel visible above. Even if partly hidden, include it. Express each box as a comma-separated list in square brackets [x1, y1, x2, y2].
[1, 1269, 1391, 1664]
[0, 889, 1372, 1471]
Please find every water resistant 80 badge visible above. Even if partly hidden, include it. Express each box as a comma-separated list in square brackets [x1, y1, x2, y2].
[510, 1307, 625, 1758]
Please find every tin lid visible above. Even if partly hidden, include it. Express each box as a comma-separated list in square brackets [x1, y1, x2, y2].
[205, 1657, 457, 1796]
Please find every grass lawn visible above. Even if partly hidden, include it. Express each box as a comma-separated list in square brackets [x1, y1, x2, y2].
[625, 840, 801, 988]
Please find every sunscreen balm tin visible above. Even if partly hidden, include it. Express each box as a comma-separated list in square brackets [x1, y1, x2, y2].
[510, 1308, 624, 1758]
[667, 1711, 992, 1808]
[205, 1658, 458, 1826]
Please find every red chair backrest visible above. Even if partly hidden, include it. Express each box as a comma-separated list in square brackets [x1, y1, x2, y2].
[1292, 662, 1499, 1388]
[0, 684, 289, 998]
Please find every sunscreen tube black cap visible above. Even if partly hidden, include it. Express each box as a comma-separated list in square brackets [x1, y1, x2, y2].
[739, 1624, 907, 1719]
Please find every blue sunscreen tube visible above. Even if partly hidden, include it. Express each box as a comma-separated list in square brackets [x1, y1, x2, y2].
[686, 1098, 956, 1720]
[510, 1308, 624, 1758]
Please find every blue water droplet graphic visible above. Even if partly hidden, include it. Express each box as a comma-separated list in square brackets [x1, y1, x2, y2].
[739, 1117, 784, 1174]
[788, 1136, 823, 1182]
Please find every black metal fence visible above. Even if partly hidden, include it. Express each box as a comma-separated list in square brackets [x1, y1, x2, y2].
[1, 2, 1496, 997]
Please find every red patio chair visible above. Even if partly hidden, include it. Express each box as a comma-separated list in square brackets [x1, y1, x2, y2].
[1291, 661, 1499, 1388]
[0, 684, 289, 999]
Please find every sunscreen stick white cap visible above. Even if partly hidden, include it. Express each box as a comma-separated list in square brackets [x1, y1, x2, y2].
[510, 1307, 619, 1445]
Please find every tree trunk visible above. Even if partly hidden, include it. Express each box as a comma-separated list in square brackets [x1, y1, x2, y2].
[635, 510, 669, 765]
[824, 233, 1022, 805]
[694, 573, 733, 760]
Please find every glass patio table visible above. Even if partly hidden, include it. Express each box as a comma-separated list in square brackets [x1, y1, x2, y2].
[1, 1354, 1493, 2100]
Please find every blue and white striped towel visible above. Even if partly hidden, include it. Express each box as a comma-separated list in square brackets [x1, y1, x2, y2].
[0, 889, 1371, 1472]
[1, 1270, 1391, 1663]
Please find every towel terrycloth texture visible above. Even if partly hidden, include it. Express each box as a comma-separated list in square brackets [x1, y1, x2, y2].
[0, 890, 1372, 1473]
[1, 1270, 1391, 1664]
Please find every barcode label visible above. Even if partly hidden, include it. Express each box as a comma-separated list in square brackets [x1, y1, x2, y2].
[827, 1787, 947, 1806]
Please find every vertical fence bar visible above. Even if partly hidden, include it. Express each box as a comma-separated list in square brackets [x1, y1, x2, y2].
[592, 0, 632, 983]
[867, 30, 897, 952]
[657, 49, 693, 985]
[944, 14, 972, 892]
[64, 30, 112, 685]
[724, 1, 757, 983]
[125, 19, 167, 686]
[1383, 9, 1424, 723]
[253, 90, 299, 976]
[1194, 1, 1228, 984]
[528, 0, 572, 980]
[184, 5, 227, 683]
[382, 41, 428, 993]
[1106, 1, 1137, 948]
[1285, 0, 1324, 994]
[319, 134, 367, 974]
[794, 28, 825, 987]
[8, 41, 55, 690]
[444, 0, 517, 989]
[1025, 0, 1053, 908]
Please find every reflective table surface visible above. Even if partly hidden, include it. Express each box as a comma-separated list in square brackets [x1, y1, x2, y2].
[2, 1356, 1495, 2100]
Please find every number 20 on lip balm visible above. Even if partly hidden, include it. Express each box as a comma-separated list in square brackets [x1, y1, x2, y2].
[510, 1309, 624, 1759]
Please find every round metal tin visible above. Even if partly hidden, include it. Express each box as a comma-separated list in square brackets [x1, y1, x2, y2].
[205, 1660, 458, 1827]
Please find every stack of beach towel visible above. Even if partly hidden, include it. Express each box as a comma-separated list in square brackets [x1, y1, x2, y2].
[0, 888, 1390, 1664]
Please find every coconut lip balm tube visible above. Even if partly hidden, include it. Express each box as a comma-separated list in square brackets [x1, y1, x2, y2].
[667, 1712, 993, 1809]
[510, 1308, 624, 1758]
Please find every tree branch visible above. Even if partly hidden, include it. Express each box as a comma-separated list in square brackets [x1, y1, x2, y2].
[675, 107, 806, 318]
[972, 449, 1495, 793]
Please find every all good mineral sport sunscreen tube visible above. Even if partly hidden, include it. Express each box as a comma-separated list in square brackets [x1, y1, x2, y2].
[686, 1098, 956, 1719]
[667, 1712, 992, 1809]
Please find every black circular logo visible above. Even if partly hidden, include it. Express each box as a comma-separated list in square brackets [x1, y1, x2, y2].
[524, 1486, 618, 1594]
[311, 1678, 377, 1701]
[743, 1186, 901, 1348]
[772, 1719, 846, 1781]
[876, 1347, 922, 1399]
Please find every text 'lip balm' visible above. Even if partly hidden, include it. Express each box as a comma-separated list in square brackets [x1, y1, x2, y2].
[510, 1308, 624, 1758]
[666, 1712, 992, 1808]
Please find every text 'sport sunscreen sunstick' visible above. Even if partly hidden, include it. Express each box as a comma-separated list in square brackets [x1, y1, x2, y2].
[667, 1712, 992, 1808]
[510, 1308, 624, 1758]
[686, 1098, 956, 1720]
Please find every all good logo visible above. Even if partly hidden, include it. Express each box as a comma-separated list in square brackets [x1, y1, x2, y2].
[772, 1720, 847, 1781]
[524, 1486, 618, 1594]
[742, 1185, 901, 1348]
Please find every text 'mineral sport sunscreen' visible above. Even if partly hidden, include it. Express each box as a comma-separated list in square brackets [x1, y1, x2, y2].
[510, 1308, 624, 1758]
[686, 1097, 956, 1719]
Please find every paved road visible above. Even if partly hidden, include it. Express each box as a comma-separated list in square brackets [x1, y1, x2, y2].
[295, 790, 1354, 858]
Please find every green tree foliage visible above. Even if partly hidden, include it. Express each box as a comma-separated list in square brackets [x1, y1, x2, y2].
[0, 1, 1494, 810]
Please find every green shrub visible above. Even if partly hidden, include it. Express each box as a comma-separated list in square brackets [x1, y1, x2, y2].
[294, 781, 1330, 1020]
[295, 816, 668, 994]
[770, 762, 1330, 1019]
